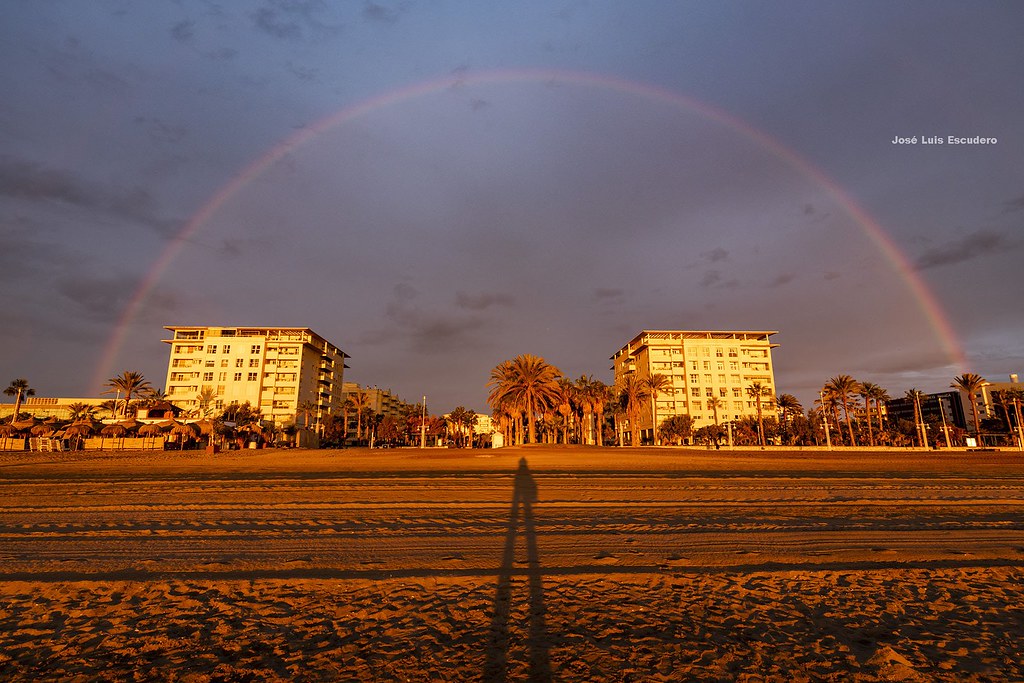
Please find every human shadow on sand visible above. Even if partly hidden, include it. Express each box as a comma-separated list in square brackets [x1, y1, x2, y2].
[483, 457, 551, 682]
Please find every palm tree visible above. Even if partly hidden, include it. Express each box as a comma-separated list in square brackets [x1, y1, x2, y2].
[104, 371, 153, 418]
[486, 354, 562, 445]
[555, 378, 577, 444]
[775, 393, 802, 445]
[905, 388, 926, 447]
[857, 382, 880, 447]
[825, 375, 860, 446]
[196, 387, 220, 418]
[951, 373, 988, 437]
[617, 373, 650, 447]
[707, 396, 724, 431]
[66, 402, 99, 423]
[590, 380, 612, 447]
[746, 382, 768, 446]
[348, 390, 372, 441]
[644, 373, 672, 445]
[297, 400, 318, 432]
[4, 379, 35, 422]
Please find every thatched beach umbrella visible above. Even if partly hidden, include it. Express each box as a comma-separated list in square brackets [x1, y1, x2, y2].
[30, 424, 55, 436]
[116, 419, 141, 433]
[100, 424, 127, 437]
[12, 418, 39, 432]
[192, 419, 216, 436]
[138, 424, 163, 437]
[158, 418, 182, 430]
[0, 424, 18, 437]
[170, 422, 198, 438]
[64, 423, 95, 437]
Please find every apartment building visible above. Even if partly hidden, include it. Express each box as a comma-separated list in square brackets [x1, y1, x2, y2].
[340, 382, 410, 423]
[612, 330, 779, 443]
[163, 326, 348, 429]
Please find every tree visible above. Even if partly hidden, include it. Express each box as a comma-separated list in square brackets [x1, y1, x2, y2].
[775, 394, 802, 445]
[592, 380, 612, 447]
[707, 396, 724, 430]
[297, 400, 319, 433]
[905, 388, 926, 448]
[824, 375, 860, 446]
[103, 371, 153, 418]
[659, 414, 694, 445]
[66, 402, 98, 423]
[644, 373, 672, 445]
[348, 390, 372, 442]
[487, 354, 562, 445]
[616, 373, 649, 446]
[856, 382, 880, 447]
[745, 382, 769, 446]
[951, 373, 988, 437]
[4, 379, 35, 422]
[196, 387, 220, 418]
[554, 379, 577, 444]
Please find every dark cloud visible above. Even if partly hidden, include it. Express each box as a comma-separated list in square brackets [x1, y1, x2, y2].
[768, 273, 795, 288]
[454, 292, 515, 311]
[253, 7, 302, 39]
[363, 2, 401, 24]
[699, 270, 738, 290]
[0, 156, 178, 235]
[1004, 193, 1024, 212]
[252, 1, 343, 40]
[170, 20, 195, 42]
[56, 274, 178, 323]
[593, 288, 625, 302]
[702, 248, 729, 264]
[914, 229, 1014, 271]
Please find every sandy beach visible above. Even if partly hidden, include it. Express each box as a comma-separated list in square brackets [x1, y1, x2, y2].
[1, 446, 1023, 681]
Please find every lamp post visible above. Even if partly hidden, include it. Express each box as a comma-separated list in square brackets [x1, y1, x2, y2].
[819, 391, 832, 450]
[937, 395, 952, 449]
[419, 395, 426, 449]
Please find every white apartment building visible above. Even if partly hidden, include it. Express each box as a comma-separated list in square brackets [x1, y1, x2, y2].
[163, 326, 348, 428]
[612, 330, 779, 442]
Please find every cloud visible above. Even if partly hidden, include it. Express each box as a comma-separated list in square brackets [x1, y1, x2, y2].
[454, 291, 515, 311]
[0, 156, 179, 235]
[702, 247, 729, 263]
[593, 288, 625, 302]
[363, 2, 401, 24]
[699, 270, 738, 289]
[170, 20, 195, 42]
[913, 229, 1015, 270]
[767, 273, 795, 288]
[56, 274, 179, 323]
[252, 1, 343, 40]
[1004, 192, 1024, 212]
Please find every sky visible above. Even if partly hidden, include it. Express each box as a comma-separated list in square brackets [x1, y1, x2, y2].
[2, 0, 1022, 414]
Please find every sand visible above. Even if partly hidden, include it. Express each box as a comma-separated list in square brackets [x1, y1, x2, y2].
[1, 446, 1023, 681]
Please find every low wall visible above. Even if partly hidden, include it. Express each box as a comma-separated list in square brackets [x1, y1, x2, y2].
[0, 437, 27, 451]
[84, 437, 166, 451]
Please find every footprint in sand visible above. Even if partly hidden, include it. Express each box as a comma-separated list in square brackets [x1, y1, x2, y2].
[594, 552, 619, 565]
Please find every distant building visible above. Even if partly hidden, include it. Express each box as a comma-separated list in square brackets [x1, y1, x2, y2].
[163, 326, 348, 430]
[973, 374, 1023, 423]
[612, 330, 779, 443]
[339, 383, 411, 435]
[886, 391, 967, 430]
[0, 397, 110, 421]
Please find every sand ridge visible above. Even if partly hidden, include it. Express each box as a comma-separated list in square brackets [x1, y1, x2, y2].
[1, 446, 1023, 681]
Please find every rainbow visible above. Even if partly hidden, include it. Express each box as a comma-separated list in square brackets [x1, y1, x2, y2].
[95, 68, 967, 387]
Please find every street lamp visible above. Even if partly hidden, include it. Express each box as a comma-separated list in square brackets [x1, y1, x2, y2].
[819, 391, 832, 450]
[420, 395, 426, 449]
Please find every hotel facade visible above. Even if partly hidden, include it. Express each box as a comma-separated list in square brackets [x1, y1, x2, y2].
[163, 326, 348, 429]
[612, 330, 779, 443]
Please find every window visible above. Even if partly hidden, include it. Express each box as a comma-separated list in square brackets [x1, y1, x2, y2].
[247, 372, 258, 381]
[203, 372, 213, 381]
[220, 359, 228, 368]
[689, 374, 699, 383]
[690, 361, 699, 370]
[729, 349, 738, 357]
[235, 359, 244, 368]
[218, 373, 226, 381]
[222, 345, 231, 353]
[249, 359, 260, 367]
[716, 348, 723, 357]
[693, 401, 702, 410]
[705, 388, 713, 397]
[691, 388, 700, 397]
[718, 374, 726, 383]
[733, 388, 741, 397]
[703, 361, 711, 370]
[730, 361, 738, 370]
[233, 372, 242, 381]
[704, 374, 712, 383]
[207, 345, 217, 353]
[250, 344, 262, 354]
[717, 362, 724, 370]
